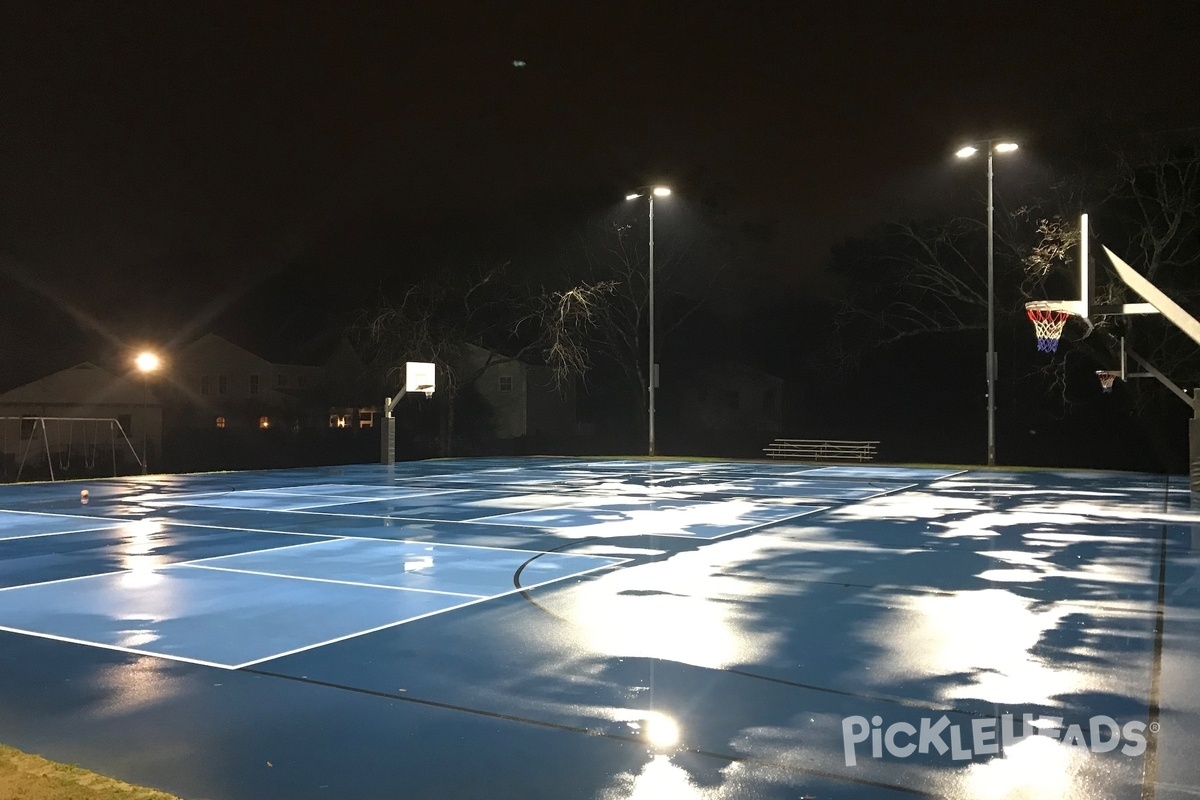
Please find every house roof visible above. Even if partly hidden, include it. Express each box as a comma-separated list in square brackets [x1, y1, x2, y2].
[0, 362, 156, 406]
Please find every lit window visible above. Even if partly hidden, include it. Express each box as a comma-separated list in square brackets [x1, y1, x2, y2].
[330, 415, 348, 428]
[359, 409, 375, 429]
[498, 375, 513, 393]
[215, 416, 226, 429]
[201, 376, 210, 395]
[218, 375, 228, 395]
[259, 416, 270, 429]
[249, 374, 259, 395]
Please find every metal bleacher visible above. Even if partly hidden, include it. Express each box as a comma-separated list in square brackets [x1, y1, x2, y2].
[762, 438, 878, 462]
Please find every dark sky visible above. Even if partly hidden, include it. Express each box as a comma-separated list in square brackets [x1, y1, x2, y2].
[2, 1, 1198, 354]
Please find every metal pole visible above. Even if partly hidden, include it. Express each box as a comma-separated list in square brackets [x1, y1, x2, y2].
[648, 194, 656, 457]
[986, 146, 996, 467]
[141, 376, 148, 474]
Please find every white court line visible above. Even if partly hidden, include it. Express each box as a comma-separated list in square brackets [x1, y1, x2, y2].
[0, 569, 135, 593]
[179, 536, 340, 565]
[0, 525, 133, 543]
[236, 486, 462, 501]
[164, 496, 394, 513]
[462, 505, 833, 539]
[0, 548, 630, 673]
[0, 624, 235, 670]
[231, 557, 627, 669]
[178, 563, 487, 598]
[0, 509, 128, 522]
[156, 518, 579, 556]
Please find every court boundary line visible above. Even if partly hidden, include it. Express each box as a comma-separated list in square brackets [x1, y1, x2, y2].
[0, 624, 236, 670]
[0, 524, 131, 543]
[464, 502, 833, 540]
[230, 557, 627, 669]
[0, 549, 628, 670]
[180, 562, 488, 598]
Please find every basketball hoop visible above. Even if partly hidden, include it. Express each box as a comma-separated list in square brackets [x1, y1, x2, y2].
[1025, 302, 1073, 353]
[1096, 371, 1118, 393]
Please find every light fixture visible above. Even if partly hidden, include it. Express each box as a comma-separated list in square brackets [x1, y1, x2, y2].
[135, 352, 160, 373]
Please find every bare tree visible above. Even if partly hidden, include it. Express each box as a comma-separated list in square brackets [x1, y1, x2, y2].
[354, 264, 614, 454]
[1019, 142, 1200, 407]
[554, 206, 731, 434]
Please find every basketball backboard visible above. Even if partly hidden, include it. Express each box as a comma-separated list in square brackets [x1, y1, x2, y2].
[405, 362, 436, 395]
[1027, 213, 1158, 322]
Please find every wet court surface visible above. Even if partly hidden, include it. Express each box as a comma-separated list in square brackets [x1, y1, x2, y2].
[0, 457, 1197, 799]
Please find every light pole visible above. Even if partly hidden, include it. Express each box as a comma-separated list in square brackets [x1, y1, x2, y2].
[956, 140, 1018, 467]
[625, 186, 671, 456]
[134, 351, 160, 474]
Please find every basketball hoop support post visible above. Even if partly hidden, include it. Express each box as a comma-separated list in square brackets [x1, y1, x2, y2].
[381, 361, 437, 465]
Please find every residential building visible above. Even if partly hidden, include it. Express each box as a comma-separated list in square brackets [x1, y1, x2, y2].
[455, 343, 576, 440]
[0, 362, 160, 476]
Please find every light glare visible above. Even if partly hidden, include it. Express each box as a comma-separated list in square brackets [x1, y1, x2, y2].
[135, 352, 160, 373]
[955, 146, 978, 159]
[645, 714, 680, 748]
[625, 193, 641, 201]
[652, 186, 671, 197]
[995, 142, 1019, 153]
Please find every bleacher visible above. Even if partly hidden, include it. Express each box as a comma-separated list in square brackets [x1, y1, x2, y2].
[762, 438, 878, 462]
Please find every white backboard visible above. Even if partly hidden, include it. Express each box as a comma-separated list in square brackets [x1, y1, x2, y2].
[405, 361, 436, 394]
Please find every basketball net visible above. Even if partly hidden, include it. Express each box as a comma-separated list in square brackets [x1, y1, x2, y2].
[1096, 371, 1118, 393]
[1025, 303, 1072, 353]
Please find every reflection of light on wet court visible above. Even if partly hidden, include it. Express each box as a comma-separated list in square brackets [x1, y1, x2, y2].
[599, 754, 706, 800]
[559, 538, 798, 668]
[0, 458, 1189, 799]
[960, 734, 1089, 800]
[861, 589, 1084, 705]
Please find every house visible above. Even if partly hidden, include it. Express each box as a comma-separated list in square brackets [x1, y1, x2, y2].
[454, 343, 577, 440]
[677, 361, 784, 436]
[0, 362, 160, 476]
[170, 333, 323, 432]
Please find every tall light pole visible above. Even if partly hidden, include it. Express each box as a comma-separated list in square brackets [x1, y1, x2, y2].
[956, 140, 1018, 467]
[625, 186, 671, 456]
[134, 351, 160, 474]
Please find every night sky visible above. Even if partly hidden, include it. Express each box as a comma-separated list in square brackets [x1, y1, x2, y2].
[3, 1, 1198, 365]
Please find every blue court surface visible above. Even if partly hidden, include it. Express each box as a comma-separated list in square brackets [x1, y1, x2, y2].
[0, 456, 1197, 799]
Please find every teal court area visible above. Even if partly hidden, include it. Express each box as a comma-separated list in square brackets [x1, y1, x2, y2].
[0, 457, 1197, 799]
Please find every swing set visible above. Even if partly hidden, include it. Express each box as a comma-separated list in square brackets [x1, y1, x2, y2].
[0, 417, 142, 482]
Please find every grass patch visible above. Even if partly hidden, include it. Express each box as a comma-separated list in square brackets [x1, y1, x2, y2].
[0, 744, 182, 800]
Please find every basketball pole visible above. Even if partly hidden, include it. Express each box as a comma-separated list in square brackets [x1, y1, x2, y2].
[986, 146, 996, 468]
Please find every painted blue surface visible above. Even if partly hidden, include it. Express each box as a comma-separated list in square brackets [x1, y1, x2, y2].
[0, 457, 1194, 798]
[0, 509, 122, 539]
[0, 564, 478, 667]
[191, 537, 622, 596]
[0, 524, 326, 589]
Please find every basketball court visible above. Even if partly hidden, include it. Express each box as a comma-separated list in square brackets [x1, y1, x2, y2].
[0, 457, 1196, 799]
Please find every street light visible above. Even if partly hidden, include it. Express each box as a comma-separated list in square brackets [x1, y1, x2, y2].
[956, 139, 1018, 467]
[134, 351, 160, 474]
[626, 186, 671, 456]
